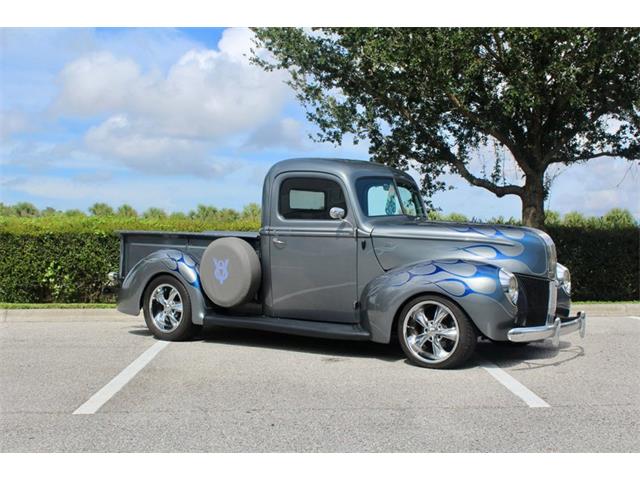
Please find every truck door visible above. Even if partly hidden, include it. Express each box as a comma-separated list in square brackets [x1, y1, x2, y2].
[267, 172, 358, 324]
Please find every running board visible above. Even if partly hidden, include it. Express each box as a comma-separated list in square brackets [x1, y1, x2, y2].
[203, 313, 371, 341]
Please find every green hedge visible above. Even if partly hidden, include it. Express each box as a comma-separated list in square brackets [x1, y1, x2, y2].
[547, 226, 639, 301]
[0, 217, 260, 303]
[0, 217, 637, 303]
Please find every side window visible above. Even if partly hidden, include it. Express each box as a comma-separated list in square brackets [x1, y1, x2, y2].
[279, 177, 347, 220]
[356, 177, 401, 216]
[397, 184, 421, 216]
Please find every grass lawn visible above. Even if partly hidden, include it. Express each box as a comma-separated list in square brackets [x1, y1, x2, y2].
[0, 303, 116, 309]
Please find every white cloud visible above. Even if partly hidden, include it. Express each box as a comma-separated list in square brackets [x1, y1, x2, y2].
[84, 114, 238, 177]
[0, 111, 29, 139]
[547, 158, 640, 218]
[37, 27, 293, 179]
[1, 28, 202, 113]
[244, 117, 308, 151]
[53, 28, 290, 140]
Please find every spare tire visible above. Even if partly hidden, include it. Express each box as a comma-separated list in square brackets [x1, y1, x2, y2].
[200, 237, 261, 308]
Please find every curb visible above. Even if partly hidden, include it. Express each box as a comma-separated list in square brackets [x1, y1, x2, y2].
[1, 308, 141, 322]
[572, 303, 640, 317]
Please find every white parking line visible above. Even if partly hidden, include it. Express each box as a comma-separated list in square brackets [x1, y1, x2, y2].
[73, 341, 169, 415]
[629, 316, 640, 321]
[480, 361, 550, 408]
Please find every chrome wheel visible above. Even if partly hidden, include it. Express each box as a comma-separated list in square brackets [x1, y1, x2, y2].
[148, 283, 183, 333]
[402, 300, 460, 364]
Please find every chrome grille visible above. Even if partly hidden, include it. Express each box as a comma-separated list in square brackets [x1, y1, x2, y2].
[536, 230, 557, 279]
[514, 274, 552, 327]
[547, 282, 558, 325]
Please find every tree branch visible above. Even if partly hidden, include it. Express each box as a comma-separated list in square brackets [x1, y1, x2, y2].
[433, 146, 524, 198]
[553, 150, 640, 163]
[446, 92, 535, 176]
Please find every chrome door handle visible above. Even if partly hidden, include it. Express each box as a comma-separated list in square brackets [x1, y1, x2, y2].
[272, 238, 286, 247]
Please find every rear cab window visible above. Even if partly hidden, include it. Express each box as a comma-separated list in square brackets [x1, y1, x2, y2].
[278, 177, 347, 220]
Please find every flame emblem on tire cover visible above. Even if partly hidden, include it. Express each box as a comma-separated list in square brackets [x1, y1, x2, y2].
[212, 258, 229, 285]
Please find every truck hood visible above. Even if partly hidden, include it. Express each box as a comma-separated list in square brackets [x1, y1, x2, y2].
[369, 219, 556, 278]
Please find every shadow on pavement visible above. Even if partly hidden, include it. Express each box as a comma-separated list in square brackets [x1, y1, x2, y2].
[128, 328, 154, 337]
[198, 326, 405, 363]
[127, 325, 584, 370]
[475, 339, 585, 370]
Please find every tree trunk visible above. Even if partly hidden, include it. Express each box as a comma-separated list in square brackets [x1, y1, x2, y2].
[521, 175, 546, 229]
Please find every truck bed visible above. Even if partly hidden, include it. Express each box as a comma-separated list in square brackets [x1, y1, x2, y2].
[118, 230, 260, 279]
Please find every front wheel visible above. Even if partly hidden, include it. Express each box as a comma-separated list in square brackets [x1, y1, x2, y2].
[397, 295, 477, 369]
[143, 275, 198, 341]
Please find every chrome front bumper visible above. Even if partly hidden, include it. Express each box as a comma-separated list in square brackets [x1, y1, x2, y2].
[507, 312, 586, 346]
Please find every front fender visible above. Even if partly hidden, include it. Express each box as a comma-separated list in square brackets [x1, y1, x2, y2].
[360, 259, 518, 343]
[117, 249, 207, 325]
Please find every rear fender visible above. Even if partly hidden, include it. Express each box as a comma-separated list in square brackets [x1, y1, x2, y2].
[360, 259, 518, 343]
[117, 249, 207, 325]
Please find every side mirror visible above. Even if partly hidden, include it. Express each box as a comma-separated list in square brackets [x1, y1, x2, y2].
[329, 207, 346, 220]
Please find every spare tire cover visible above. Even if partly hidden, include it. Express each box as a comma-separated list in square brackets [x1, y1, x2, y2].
[200, 237, 261, 308]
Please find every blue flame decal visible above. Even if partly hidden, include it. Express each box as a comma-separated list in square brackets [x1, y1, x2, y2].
[459, 244, 515, 261]
[447, 225, 547, 275]
[387, 260, 501, 300]
[162, 250, 200, 288]
[433, 278, 477, 297]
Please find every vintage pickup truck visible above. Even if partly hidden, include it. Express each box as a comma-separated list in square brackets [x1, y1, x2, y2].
[112, 158, 586, 368]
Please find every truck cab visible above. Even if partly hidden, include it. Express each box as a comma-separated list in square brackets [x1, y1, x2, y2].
[113, 158, 586, 369]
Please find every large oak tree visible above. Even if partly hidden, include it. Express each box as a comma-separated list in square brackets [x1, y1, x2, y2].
[252, 28, 640, 228]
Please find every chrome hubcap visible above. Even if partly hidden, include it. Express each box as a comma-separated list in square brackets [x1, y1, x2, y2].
[149, 284, 183, 332]
[403, 301, 459, 363]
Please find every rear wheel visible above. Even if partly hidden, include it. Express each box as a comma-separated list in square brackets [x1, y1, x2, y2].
[397, 295, 476, 369]
[143, 275, 198, 341]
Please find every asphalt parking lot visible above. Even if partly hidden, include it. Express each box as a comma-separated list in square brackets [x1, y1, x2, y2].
[1, 309, 638, 452]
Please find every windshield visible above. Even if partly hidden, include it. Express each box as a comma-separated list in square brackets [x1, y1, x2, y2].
[356, 177, 425, 218]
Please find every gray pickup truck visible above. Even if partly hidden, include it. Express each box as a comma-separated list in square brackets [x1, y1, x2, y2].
[112, 158, 586, 368]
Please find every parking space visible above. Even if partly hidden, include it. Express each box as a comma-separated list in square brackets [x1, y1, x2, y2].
[476, 316, 640, 408]
[1, 310, 638, 452]
[0, 311, 157, 415]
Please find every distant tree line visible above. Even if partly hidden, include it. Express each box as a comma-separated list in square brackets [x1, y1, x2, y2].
[0, 202, 636, 229]
[0, 202, 262, 223]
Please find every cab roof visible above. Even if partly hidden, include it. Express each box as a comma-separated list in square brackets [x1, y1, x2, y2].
[266, 157, 413, 182]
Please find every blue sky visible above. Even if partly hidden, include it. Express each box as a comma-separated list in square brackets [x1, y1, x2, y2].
[1, 27, 638, 218]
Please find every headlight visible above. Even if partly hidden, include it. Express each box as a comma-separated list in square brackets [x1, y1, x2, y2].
[499, 268, 519, 305]
[556, 263, 571, 295]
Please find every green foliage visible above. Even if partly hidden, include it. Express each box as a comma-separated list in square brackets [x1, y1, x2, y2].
[142, 207, 168, 219]
[601, 208, 637, 228]
[544, 210, 562, 225]
[12, 202, 39, 217]
[64, 209, 86, 217]
[41, 207, 57, 217]
[252, 27, 640, 228]
[116, 204, 138, 218]
[0, 229, 119, 303]
[0, 207, 636, 302]
[0, 203, 13, 216]
[189, 204, 219, 221]
[0, 215, 261, 303]
[242, 203, 262, 223]
[548, 226, 639, 301]
[88, 202, 115, 217]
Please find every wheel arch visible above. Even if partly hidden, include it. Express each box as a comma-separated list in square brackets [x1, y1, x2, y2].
[389, 291, 479, 343]
[117, 249, 208, 325]
[139, 271, 187, 309]
[360, 258, 518, 343]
